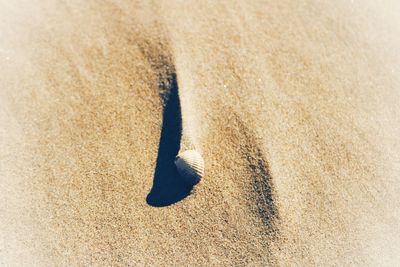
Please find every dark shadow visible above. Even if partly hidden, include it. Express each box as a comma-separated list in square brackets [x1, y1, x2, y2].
[146, 73, 193, 207]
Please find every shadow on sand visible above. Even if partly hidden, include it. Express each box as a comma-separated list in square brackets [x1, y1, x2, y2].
[146, 74, 193, 207]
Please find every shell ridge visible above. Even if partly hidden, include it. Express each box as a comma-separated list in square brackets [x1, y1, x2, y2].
[174, 150, 205, 185]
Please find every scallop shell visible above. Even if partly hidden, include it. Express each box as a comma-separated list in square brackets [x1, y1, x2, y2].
[174, 150, 205, 186]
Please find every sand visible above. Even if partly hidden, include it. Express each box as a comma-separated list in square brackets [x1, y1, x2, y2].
[1, 0, 400, 266]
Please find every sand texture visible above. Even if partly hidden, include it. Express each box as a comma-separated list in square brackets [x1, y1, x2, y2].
[1, 0, 400, 266]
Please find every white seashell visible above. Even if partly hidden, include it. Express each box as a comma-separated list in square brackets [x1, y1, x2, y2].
[174, 150, 205, 186]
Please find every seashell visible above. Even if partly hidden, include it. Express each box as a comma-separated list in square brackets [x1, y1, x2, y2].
[174, 150, 205, 186]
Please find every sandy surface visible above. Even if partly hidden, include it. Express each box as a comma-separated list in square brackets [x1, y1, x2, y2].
[1, 0, 400, 266]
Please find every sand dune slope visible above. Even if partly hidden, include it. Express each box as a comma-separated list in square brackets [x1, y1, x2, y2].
[1, 0, 400, 266]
